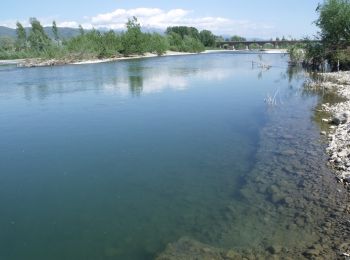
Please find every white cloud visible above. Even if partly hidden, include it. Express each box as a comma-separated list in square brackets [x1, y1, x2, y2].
[0, 8, 275, 37]
[57, 21, 79, 28]
[86, 8, 275, 37]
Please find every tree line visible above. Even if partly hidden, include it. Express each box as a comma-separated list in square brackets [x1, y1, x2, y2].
[0, 17, 231, 60]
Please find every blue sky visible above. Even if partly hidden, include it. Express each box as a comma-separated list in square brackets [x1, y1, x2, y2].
[1, 0, 322, 38]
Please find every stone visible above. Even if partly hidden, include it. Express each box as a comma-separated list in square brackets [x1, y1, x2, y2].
[266, 245, 282, 254]
[303, 248, 320, 257]
[332, 113, 347, 125]
[226, 249, 241, 259]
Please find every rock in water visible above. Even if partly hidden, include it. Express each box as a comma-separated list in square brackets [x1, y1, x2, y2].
[331, 113, 347, 125]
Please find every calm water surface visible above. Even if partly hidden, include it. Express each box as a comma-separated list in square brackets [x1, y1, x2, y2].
[0, 53, 331, 259]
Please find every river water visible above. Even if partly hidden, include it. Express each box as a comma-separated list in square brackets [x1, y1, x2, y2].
[0, 53, 348, 259]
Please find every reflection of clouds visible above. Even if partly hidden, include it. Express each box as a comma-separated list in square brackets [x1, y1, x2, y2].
[4, 55, 254, 100]
[142, 73, 188, 94]
[103, 65, 234, 96]
[195, 69, 234, 81]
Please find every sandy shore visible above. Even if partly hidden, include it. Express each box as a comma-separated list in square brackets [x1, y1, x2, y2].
[71, 51, 197, 65]
[2, 49, 288, 68]
[0, 59, 26, 65]
[13, 51, 197, 68]
[306, 71, 350, 186]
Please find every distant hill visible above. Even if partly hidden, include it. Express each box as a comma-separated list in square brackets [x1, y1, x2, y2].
[0, 26, 16, 38]
[0, 26, 82, 39]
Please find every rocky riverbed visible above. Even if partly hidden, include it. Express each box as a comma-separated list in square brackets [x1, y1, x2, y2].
[306, 71, 350, 187]
[156, 69, 350, 260]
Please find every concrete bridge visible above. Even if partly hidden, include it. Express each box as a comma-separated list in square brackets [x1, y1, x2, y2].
[217, 40, 315, 50]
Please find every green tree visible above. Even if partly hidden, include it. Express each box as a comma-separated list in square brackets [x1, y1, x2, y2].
[0, 36, 16, 51]
[28, 17, 51, 52]
[316, 0, 350, 48]
[166, 26, 200, 39]
[304, 0, 350, 69]
[149, 33, 169, 55]
[103, 30, 123, 56]
[167, 32, 183, 51]
[79, 25, 85, 36]
[52, 21, 59, 42]
[122, 17, 145, 55]
[15, 22, 27, 50]
[199, 30, 216, 47]
[215, 35, 225, 42]
[230, 35, 246, 41]
[182, 35, 205, 53]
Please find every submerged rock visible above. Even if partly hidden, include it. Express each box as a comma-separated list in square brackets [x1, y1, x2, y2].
[266, 245, 282, 254]
[156, 237, 227, 260]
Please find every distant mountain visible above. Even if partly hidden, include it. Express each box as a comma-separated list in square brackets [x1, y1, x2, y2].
[0, 26, 82, 39]
[0, 26, 16, 38]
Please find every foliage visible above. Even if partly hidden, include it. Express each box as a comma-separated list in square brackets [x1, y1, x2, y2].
[0, 17, 213, 61]
[288, 45, 306, 64]
[28, 18, 51, 53]
[0, 36, 15, 51]
[148, 33, 169, 55]
[66, 29, 122, 59]
[305, 0, 350, 69]
[333, 48, 350, 69]
[215, 35, 225, 42]
[52, 21, 59, 42]
[167, 32, 204, 53]
[199, 30, 216, 47]
[166, 26, 200, 40]
[78, 25, 84, 36]
[316, 0, 350, 48]
[249, 43, 262, 50]
[166, 26, 206, 52]
[235, 43, 247, 50]
[182, 35, 205, 52]
[121, 17, 146, 55]
[304, 41, 326, 67]
[230, 35, 246, 42]
[15, 22, 27, 50]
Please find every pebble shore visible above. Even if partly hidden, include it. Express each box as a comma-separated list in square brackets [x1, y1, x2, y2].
[306, 71, 350, 187]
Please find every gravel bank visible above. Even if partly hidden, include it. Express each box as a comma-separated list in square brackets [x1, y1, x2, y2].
[15, 51, 197, 68]
[306, 71, 350, 187]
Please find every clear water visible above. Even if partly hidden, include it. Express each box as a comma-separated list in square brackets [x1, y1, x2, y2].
[0, 54, 337, 259]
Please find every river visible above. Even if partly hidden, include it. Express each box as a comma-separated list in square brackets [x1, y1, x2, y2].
[0, 53, 347, 259]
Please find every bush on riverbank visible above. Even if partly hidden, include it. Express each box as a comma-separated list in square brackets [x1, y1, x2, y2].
[304, 0, 350, 70]
[0, 17, 212, 61]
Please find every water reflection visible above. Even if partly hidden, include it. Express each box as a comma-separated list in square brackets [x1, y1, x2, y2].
[0, 54, 292, 101]
[129, 76, 143, 96]
[10, 59, 240, 100]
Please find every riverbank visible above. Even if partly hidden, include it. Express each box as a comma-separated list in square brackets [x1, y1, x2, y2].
[11, 51, 198, 68]
[306, 71, 350, 187]
[0, 49, 288, 68]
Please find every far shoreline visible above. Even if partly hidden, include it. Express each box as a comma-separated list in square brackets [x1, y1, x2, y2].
[0, 49, 288, 68]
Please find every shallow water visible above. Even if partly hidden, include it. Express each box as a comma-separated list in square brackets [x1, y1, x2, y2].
[0, 54, 346, 259]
